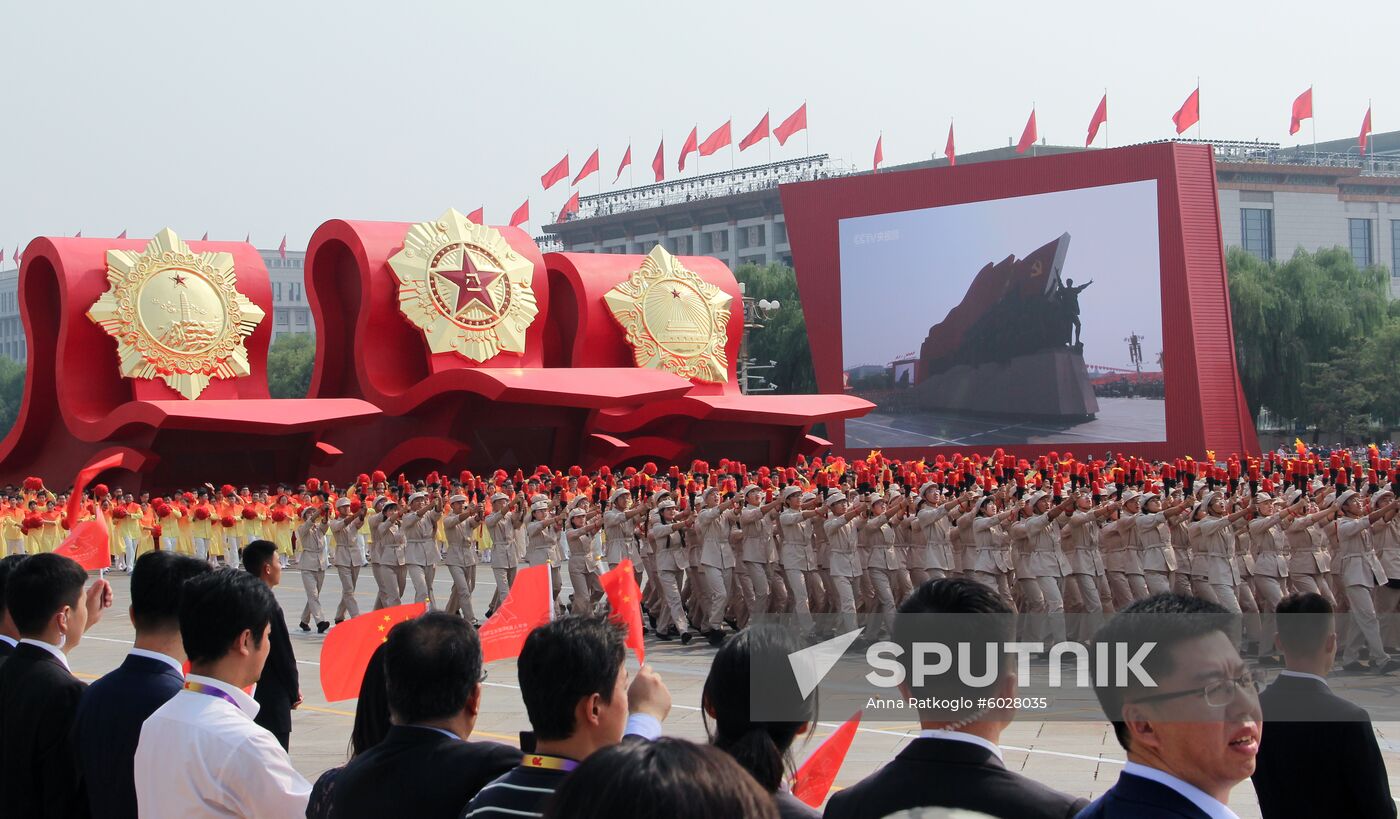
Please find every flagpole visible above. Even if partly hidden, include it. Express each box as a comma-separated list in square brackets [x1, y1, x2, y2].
[1196, 77, 1202, 141]
[730, 114, 735, 170]
[1310, 85, 1316, 163]
[1104, 87, 1109, 148]
[629, 135, 634, 188]
[804, 99, 809, 157]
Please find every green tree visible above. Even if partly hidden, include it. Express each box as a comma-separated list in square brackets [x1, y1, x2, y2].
[733, 262, 817, 394]
[266, 333, 316, 399]
[0, 357, 25, 438]
[1302, 346, 1381, 444]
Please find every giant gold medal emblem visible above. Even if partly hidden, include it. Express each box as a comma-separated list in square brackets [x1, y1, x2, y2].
[87, 228, 265, 400]
[604, 245, 732, 383]
[387, 208, 538, 362]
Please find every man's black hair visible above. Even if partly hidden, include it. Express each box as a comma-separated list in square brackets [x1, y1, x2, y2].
[131, 551, 213, 633]
[518, 616, 626, 740]
[6, 553, 86, 636]
[0, 554, 30, 620]
[241, 539, 279, 579]
[383, 612, 483, 724]
[1275, 592, 1334, 656]
[178, 568, 278, 665]
[892, 578, 1015, 714]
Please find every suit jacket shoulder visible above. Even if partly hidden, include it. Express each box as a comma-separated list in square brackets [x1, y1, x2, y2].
[330, 727, 521, 818]
[1075, 773, 1212, 819]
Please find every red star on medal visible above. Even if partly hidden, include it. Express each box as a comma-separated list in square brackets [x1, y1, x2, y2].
[171, 273, 187, 287]
[435, 246, 501, 317]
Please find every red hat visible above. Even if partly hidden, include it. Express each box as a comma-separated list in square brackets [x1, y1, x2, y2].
[599, 466, 612, 479]
[241, 507, 257, 520]
[220, 484, 235, 497]
[569, 465, 582, 478]
[371, 470, 387, 483]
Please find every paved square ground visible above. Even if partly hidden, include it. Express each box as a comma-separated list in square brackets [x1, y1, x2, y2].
[69, 568, 1400, 817]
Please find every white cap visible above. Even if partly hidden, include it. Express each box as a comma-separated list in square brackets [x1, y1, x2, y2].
[656, 498, 677, 511]
[529, 499, 550, 512]
[609, 488, 631, 504]
[741, 484, 762, 500]
[336, 497, 352, 508]
[824, 491, 848, 507]
[301, 506, 319, 519]
[569, 506, 588, 518]
[491, 491, 510, 503]
[1335, 489, 1359, 509]
[1023, 490, 1048, 508]
[408, 491, 427, 503]
[781, 485, 803, 502]
[448, 494, 468, 504]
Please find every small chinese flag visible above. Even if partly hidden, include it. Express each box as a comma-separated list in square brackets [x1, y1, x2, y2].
[945, 122, 956, 166]
[1289, 87, 1313, 136]
[479, 564, 553, 663]
[739, 112, 769, 151]
[698, 119, 732, 156]
[510, 199, 530, 228]
[599, 559, 645, 663]
[66, 453, 124, 526]
[1173, 86, 1200, 134]
[615, 144, 632, 182]
[541, 153, 570, 190]
[466, 206, 484, 224]
[55, 519, 112, 572]
[791, 711, 863, 807]
[319, 602, 426, 701]
[872, 134, 883, 172]
[572, 148, 600, 186]
[1087, 93, 1108, 146]
[652, 139, 665, 182]
[773, 103, 808, 146]
[278, 235, 287, 260]
[1016, 108, 1037, 154]
[679, 126, 699, 172]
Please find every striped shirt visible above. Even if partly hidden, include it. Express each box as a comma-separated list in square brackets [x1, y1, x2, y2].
[460, 763, 569, 818]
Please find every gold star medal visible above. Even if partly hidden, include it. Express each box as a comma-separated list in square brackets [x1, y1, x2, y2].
[87, 228, 265, 400]
[387, 208, 539, 363]
[604, 245, 732, 383]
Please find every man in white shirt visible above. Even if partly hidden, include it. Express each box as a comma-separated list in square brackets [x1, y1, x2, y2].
[1081, 593, 1261, 819]
[135, 568, 311, 818]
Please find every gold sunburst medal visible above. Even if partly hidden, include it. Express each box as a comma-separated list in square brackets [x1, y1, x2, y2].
[604, 245, 732, 383]
[387, 208, 538, 363]
[87, 228, 265, 400]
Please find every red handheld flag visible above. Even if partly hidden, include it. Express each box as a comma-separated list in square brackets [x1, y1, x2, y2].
[55, 519, 112, 572]
[66, 453, 124, 527]
[739, 112, 770, 151]
[872, 135, 883, 171]
[773, 103, 808, 146]
[558, 191, 580, 222]
[572, 148, 600, 186]
[699, 120, 731, 157]
[1016, 109, 1038, 154]
[614, 145, 632, 182]
[1289, 88, 1313, 136]
[678, 126, 699, 172]
[479, 563, 553, 663]
[1173, 87, 1200, 134]
[599, 560, 645, 663]
[466, 206, 485, 224]
[278, 235, 287, 260]
[945, 122, 956, 166]
[652, 139, 665, 182]
[1087, 93, 1108, 146]
[541, 153, 570, 190]
[1359, 105, 1373, 155]
[510, 199, 530, 228]
[791, 711, 863, 807]
[319, 603, 426, 701]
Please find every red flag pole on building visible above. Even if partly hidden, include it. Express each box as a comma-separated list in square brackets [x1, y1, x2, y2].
[1359, 102, 1373, 156]
[1015, 106, 1037, 155]
[278, 235, 287, 260]
[1172, 82, 1201, 138]
[510, 198, 530, 228]
[945, 119, 956, 166]
[872, 133, 883, 173]
[653, 135, 665, 183]
[1087, 91, 1108, 148]
[615, 142, 632, 185]
[466, 206, 484, 224]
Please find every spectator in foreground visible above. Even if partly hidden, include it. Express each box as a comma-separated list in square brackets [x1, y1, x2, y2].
[1249, 592, 1394, 818]
[543, 737, 779, 819]
[244, 538, 301, 750]
[0, 554, 28, 666]
[307, 642, 394, 819]
[826, 578, 1088, 819]
[75, 551, 212, 819]
[0, 552, 111, 819]
[702, 625, 818, 818]
[330, 612, 520, 818]
[1078, 593, 1260, 819]
[135, 568, 311, 817]
[464, 615, 671, 818]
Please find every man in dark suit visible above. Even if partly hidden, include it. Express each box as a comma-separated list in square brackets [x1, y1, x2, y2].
[245, 538, 300, 749]
[74, 551, 212, 819]
[825, 579, 1088, 819]
[1250, 592, 1395, 818]
[1078, 594, 1261, 819]
[0, 554, 28, 668]
[330, 612, 521, 818]
[0, 552, 112, 819]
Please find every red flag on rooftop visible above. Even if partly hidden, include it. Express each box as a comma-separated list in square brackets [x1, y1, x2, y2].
[615, 144, 632, 182]
[773, 103, 807, 146]
[599, 560, 645, 663]
[792, 712, 863, 807]
[278, 235, 287, 260]
[1016, 108, 1037, 154]
[558, 190, 580, 222]
[1173, 86, 1200, 134]
[479, 564, 553, 663]
[678, 126, 699, 172]
[74, 230, 82, 238]
[541, 153, 570, 190]
[1359, 105, 1373, 155]
[510, 199, 530, 228]
[1289, 87, 1313, 136]
[872, 134, 883, 171]
[1087, 93, 1108, 146]
[699, 120, 731, 157]
[200, 232, 208, 241]
[739, 112, 769, 151]
[652, 139, 665, 182]
[945, 122, 956, 166]
[117, 229, 127, 239]
[572, 148, 599, 186]
[466, 206, 484, 224]
[319, 603, 426, 701]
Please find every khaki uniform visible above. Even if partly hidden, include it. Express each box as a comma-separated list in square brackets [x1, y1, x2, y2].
[442, 511, 480, 621]
[402, 509, 441, 607]
[372, 515, 408, 608]
[329, 515, 364, 620]
[697, 506, 737, 633]
[739, 505, 772, 625]
[1062, 509, 1107, 637]
[295, 517, 330, 625]
[1136, 511, 1179, 595]
[649, 520, 691, 633]
[969, 514, 1015, 609]
[485, 508, 521, 611]
[823, 513, 861, 633]
[778, 509, 817, 631]
[1337, 515, 1390, 666]
[1012, 511, 1068, 644]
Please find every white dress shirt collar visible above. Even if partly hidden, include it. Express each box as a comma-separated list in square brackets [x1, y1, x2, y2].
[1276, 669, 1329, 688]
[1122, 761, 1240, 819]
[129, 647, 183, 675]
[405, 724, 462, 742]
[918, 728, 1004, 762]
[184, 673, 260, 719]
[0, 634, 16, 647]
[19, 637, 69, 671]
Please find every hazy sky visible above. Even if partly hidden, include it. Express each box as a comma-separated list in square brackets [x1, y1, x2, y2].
[2, 1, 1396, 256]
[839, 180, 1161, 370]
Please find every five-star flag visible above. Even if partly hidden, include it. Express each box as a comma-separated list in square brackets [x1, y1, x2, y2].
[600, 560, 645, 662]
[792, 711, 863, 807]
[319, 602, 426, 701]
[480, 564, 554, 663]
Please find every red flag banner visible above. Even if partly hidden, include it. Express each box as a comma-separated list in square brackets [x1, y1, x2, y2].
[791, 711, 863, 807]
[541, 153, 570, 190]
[55, 519, 112, 572]
[1359, 106, 1373, 155]
[1016, 109, 1038, 154]
[1173, 87, 1200, 134]
[1087, 94, 1108, 146]
[678, 127, 699, 172]
[200, 232, 208, 241]
[773, 103, 807, 146]
[945, 123, 956, 166]
[66, 453, 124, 526]
[739, 113, 769, 151]
[278, 235, 287, 260]
[319, 602, 426, 701]
[872, 135, 883, 171]
[559, 191, 580, 222]
[652, 139, 665, 182]
[1289, 88, 1313, 136]
[699, 120, 731, 157]
[479, 563, 553, 663]
[615, 145, 632, 182]
[572, 148, 600, 186]
[117, 229, 127, 239]
[466, 206, 484, 224]
[599, 560, 645, 663]
[510, 199, 530, 228]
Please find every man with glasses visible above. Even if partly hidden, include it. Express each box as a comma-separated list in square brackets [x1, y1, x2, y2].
[1079, 594, 1261, 819]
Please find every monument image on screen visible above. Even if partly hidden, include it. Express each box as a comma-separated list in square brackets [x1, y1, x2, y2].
[838, 179, 1164, 447]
